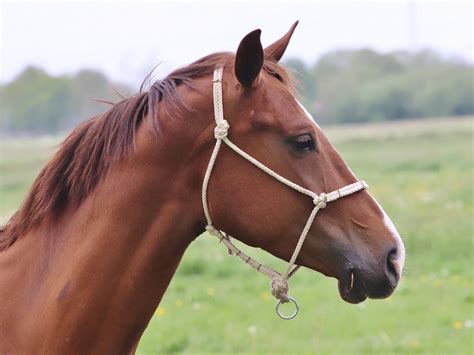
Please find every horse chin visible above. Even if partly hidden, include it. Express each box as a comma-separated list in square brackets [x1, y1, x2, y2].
[337, 270, 368, 304]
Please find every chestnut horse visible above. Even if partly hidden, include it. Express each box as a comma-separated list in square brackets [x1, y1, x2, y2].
[0, 23, 405, 353]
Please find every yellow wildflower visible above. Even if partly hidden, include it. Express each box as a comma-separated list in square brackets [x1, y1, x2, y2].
[409, 339, 420, 348]
[156, 307, 166, 317]
[453, 321, 463, 330]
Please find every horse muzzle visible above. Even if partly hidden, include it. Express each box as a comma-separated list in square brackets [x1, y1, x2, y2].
[337, 247, 402, 304]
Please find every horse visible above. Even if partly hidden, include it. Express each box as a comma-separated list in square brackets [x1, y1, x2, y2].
[0, 22, 405, 353]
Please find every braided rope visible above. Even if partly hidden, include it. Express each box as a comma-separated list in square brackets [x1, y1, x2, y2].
[223, 138, 317, 200]
[201, 64, 368, 315]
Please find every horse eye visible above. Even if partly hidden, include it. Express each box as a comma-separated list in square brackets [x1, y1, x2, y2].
[289, 134, 316, 152]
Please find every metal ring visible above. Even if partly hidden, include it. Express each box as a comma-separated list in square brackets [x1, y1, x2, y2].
[275, 296, 299, 320]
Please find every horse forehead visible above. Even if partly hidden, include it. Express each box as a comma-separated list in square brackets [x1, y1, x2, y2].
[271, 96, 319, 132]
[254, 86, 312, 128]
[294, 98, 321, 128]
[261, 84, 318, 127]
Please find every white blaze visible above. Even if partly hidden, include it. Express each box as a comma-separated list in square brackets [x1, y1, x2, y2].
[295, 98, 320, 127]
[372, 198, 406, 277]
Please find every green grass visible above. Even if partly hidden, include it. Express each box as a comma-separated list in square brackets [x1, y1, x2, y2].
[1, 118, 473, 354]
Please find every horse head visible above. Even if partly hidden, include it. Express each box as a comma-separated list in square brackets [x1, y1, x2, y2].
[201, 22, 405, 304]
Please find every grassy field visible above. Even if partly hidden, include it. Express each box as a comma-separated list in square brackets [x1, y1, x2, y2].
[1, 118, 473, 354]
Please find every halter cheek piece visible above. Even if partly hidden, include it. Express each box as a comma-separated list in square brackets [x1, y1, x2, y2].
[202, 65, 368, 319]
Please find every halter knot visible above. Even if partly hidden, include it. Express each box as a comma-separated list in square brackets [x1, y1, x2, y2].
[313, 193, 327, 209]
[214, 120, 230, 139]
[271, 276, 289, 303]
[205, 225, 220, 237]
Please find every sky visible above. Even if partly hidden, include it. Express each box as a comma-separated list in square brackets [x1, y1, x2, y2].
[0, 0, 472, 88]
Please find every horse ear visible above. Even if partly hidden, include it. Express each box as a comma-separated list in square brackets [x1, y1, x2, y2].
[264, 21, 299, 61]
[235, 29, 264, 87]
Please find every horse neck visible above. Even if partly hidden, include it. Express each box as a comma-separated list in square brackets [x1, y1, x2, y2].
[3, 108, 211, 353]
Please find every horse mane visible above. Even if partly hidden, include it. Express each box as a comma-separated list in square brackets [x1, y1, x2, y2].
[0, 52, 294, 251]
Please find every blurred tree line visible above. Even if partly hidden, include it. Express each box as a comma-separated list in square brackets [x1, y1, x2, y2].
[0, 67, 130, 135]
[1, 48, 472, 135]
[286, 48, 473, 124]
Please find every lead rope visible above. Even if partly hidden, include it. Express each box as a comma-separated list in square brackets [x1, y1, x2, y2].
[201, 64, 368, 319]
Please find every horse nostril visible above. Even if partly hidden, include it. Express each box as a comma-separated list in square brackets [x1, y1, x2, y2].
[386, 248, 399, 282]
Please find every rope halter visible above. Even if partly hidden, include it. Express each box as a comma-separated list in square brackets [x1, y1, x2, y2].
[201, 64, 368, 320]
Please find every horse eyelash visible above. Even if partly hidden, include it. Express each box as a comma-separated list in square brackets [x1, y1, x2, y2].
[289, 134, 316, 152]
